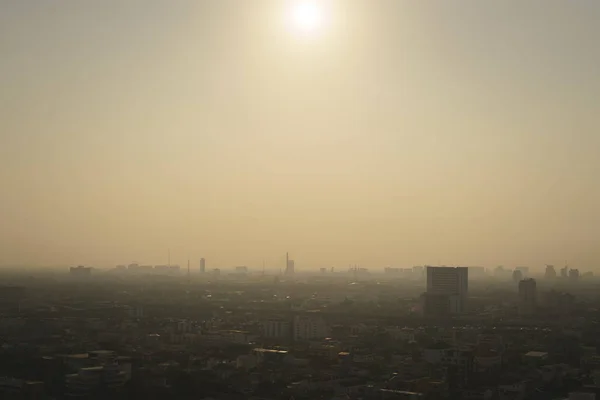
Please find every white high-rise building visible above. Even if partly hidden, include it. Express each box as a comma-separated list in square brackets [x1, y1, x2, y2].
[425, 266, 469, 314]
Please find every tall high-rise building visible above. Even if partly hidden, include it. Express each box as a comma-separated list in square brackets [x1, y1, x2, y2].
[199, 258, 206, 273]
[518, 278, 537, 316]
[569, 269, 580, 281]
[420, 293, 452, 317]
[425, 266, 468, 314]
[560, 266, 569, 279]
[545, 265, 557, 280]
[285, 253, 295, 275]
[426, 267, 468, 296]
[512, 269, 523, 283]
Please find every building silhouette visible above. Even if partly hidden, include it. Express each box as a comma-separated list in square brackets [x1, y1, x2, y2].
[512, 269, 523, 283]
[545, 265, 557, 280]
[285, 253, 295, 276]
[569, 268, 580, 281]
[518, 278, 537, 316]
[424, 266, 468, 315]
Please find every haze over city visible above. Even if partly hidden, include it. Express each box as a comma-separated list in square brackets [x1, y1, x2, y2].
[4, 3, 600, 400]
[1, 0, 599, 269]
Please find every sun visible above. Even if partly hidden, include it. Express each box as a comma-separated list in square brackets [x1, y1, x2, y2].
[288, 1, 324, 35]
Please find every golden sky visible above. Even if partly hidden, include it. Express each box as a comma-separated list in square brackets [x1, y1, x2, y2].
[1, 1, 599, 270]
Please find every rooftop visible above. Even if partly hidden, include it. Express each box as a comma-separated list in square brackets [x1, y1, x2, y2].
[253, 348, 288, 355]
[524, 351, 548, 358]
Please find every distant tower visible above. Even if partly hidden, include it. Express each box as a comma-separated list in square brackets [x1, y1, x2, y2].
[545, 265, 556, 280]
[199, 258, 206, 273]
[569, 269, 580, 281]
[518, 279, 537, 316]
[560, 265, 569, 279]
[425, 266, 469, 314]
[285, 252, 295, 276]
[512, 269, 523, 283]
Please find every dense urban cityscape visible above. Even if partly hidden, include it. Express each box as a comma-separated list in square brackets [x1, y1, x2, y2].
[0, 260, 599, 399]
[3, 0, 600, 399]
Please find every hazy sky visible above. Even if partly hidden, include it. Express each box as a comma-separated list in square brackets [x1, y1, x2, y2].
[1, 0, 599, 270]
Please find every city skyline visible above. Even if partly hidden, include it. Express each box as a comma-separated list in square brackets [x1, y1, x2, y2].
[0, 2, 598, 399]
[7, 258, 591, 275]
[1, 1, 600, 268]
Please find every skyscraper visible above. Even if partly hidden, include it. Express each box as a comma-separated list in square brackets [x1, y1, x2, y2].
[560, 266, 569, 279]
[569, 269, 580, 281]
[199, 258, 206, 273]
[427, 266, 468, 296]
[425, 266, 468, 314]
[512, 269, 523, 283]
[545, 265, 557, 280]
[518, 278, 537, 316]
[285, 252, 295, 276]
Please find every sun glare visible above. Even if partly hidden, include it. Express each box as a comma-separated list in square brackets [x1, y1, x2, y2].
[288, 1, 324, 35]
